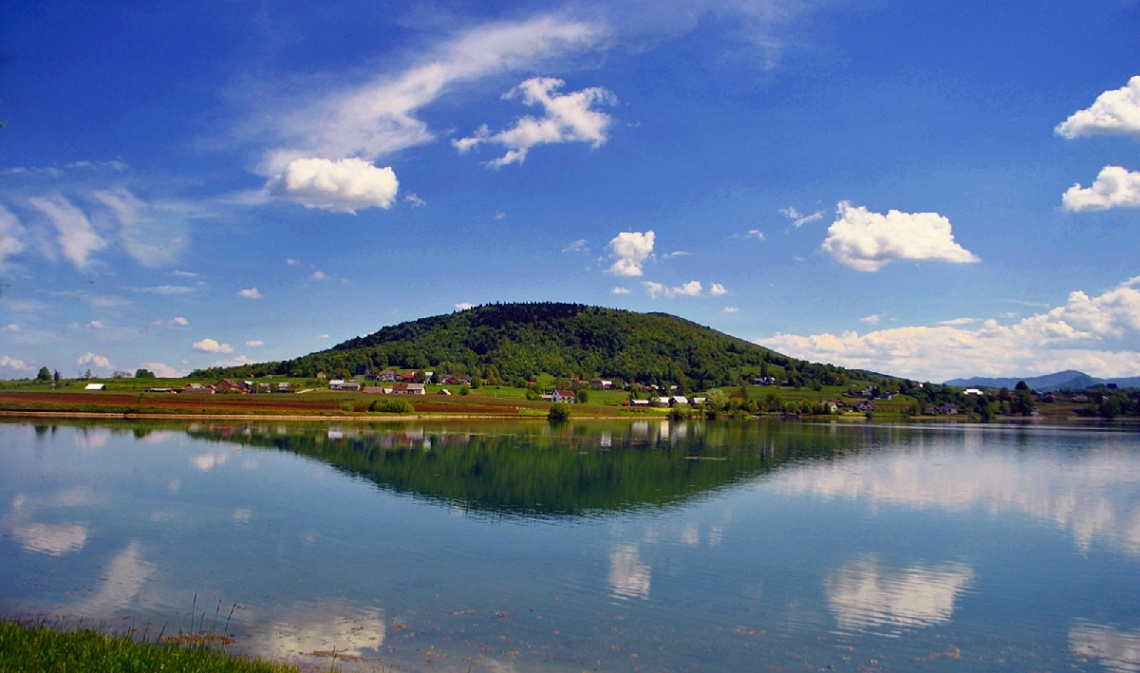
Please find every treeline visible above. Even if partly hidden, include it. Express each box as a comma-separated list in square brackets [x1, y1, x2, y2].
[191, 302, 860, 390]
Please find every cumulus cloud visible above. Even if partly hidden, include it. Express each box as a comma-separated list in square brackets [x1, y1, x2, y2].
[269, 157, 398, 213]
[1061, 165, 1140, 211]
[780, 206, 824, 227]
[643, 280, 715, 298]
[0, 204, 27, 266]
[171, 316, 189, 326]
[77, 352, 113, 369]
[0, 355, 33, 372]
[1055, 75, 1140, 140]
[28, 195, 107, 270]
[454, 77, 617, 167]
[237, 287, 263, 299]
[140, 361, 185, 378]
[756, 276, 1140, 381]
[861, 314, 882, 324]
[245, 339, 264, 347]
[821, 201, 980, 272]
[724, 306, 740, 313]
[193, 338, 234, 354]
[612, 286, 631, 295]
[744, 229, 765, 241]
[608, 230, 654, 276]
[455, 302, 474, 310]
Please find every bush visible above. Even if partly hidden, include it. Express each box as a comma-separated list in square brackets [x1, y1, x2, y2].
[369, 398, 415, 414]
[548, 402, 571, 421]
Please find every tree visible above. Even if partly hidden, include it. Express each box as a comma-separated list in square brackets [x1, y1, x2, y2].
[53, 370, 61, 384]
[36, 366, 52, 382]
[548, 402, 571, 421]
[575, 389, 589, 404]
[135, 368, 156, 379]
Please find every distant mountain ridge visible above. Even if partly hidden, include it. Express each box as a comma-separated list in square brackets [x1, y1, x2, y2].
[945, 370, 1140, 391]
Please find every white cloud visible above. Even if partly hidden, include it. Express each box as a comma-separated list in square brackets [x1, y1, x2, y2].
[861, 314, 882, 324]
[317, 333, 330, 340]
[455, 302, 474, 310]
[0, 355, 33, 372]
[28, 195, 107, 270]
[455, 77, 617, 167]
[245, 339, 265, 347]
[563, 239, 590, 253]
[171, 316, 189, 326]
[821, 201, 980, 272]
[92, 188, 187, 267]
[310, 270, 328, 281]
[404, 193, 425, 207]
[643, 280, 712, 298]
[757, 276, 1140, 381]
[1055, 75, 1140, 140]
[269, 157, 398, 213]
[611, 286, 631, 295]
[286, 258, 299, 265]
[259, 16, 606, 177]
[1061, 165, 1140, 211]
[0, 204, 27, 266]
[77, 352, 113, 369]
[709, 283, 727, 296]
[140, 361, 185, 378]
[744, 229, 765, 241]
[780, 206, 824, 227]
[673, 280, 702, 296]
[608, 230, 654, 276]
[643, 281, 666, 298]
[193, 338, 234, 354]
[724, 306, 740, 313]
[237, 287, 263, 299]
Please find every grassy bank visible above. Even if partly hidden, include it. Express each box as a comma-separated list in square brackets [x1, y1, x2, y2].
[0, 619, 311, 673]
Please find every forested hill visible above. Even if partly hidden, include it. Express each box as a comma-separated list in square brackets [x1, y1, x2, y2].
[192, 302, 857, 389]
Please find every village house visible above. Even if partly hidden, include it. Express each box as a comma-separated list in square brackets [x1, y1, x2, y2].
[214, 379, 251, 393]
[328, 379, 361, 392]
[541, 389, 576, 403]
[391, 383, 426, 395]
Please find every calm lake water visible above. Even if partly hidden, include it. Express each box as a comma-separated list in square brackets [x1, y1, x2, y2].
[2, 419, 1139, 672]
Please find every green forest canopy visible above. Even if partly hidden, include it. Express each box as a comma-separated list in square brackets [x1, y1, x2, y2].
[193, 302, 863, 391]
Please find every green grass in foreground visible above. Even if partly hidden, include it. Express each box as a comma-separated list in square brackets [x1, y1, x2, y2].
[0, 620, 305, 673]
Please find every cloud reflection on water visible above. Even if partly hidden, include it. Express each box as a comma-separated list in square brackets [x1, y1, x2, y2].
[1070, 621, 1140, 673]
[824, 556, 974, 635]
[242, 600, 386, 664]
[773, 440, 1140, 555]
[608, 543, 651, 600]
[12, 523, 89, 556]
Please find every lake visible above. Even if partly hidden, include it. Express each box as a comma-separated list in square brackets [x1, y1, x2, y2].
[1, 419, 1139, 672]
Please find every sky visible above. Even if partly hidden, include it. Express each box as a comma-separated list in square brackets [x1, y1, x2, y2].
[0, 0, 1138, 383]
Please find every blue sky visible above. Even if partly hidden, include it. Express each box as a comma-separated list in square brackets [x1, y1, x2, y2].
[1, 0, 1138, 382]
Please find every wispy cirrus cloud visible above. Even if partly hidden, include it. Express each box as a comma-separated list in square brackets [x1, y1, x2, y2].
[254, 15, 609, 211]
[28, 195, 106, 271]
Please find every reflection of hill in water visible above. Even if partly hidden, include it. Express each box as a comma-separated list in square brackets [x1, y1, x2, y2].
[185, 421, 869, 518]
